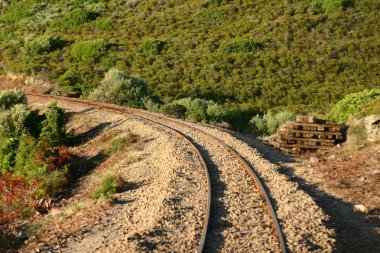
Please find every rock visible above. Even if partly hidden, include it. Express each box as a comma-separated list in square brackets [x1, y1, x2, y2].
[364, 115, 380, 142]
[309, 156, 319, 165]
[353, 204, 368, 214]
[328, 154, 336, 160]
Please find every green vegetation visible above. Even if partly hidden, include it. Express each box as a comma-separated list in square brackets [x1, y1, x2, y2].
[250, 111, 294, 136]
[0, 90, 72, 224]
[138, 39, 164, 54]
[89, 68, 148, 108]
[71, 39, 109, 62]
[51, 8, 98, 31]
[0, 0, 378, 115]
[93, 175, 117, 199]
[327, 89, 380, 123]
[225, 39, 263, 53]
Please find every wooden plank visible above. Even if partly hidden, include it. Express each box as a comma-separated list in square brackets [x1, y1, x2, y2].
[279, 135, 336, 143]
[279, 144, 330, 149]
[280, 129, 342, 135]
[285, 121, 345, 128]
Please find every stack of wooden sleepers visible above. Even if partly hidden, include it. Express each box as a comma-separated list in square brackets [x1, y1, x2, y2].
[278, 115, 346, 150]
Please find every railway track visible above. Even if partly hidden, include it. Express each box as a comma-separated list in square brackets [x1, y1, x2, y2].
[27, 93, 287, 253]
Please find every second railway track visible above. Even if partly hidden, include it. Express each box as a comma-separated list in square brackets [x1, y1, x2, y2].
[28, 93, 292, 252]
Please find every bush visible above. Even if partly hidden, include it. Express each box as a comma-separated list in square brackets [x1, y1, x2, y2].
[0, 104, 28, 138]
[0, 90, 27, 111]
[200, 10, 226, 20]
[250, 110, 294, 136]
[327, 89, 380, 123]
[40, 101, 66, 147]
[225, 39, 263, 53]
[51, 9, 98, 31]
[24, 36, 62, 57]
[71, 39, 109, 62]
[88, 68, 148, 108]
[95, 18, 114, 31]
[93, 175, 117, 199]
[174, 98, 208, 122]
[322, 0, 355, 13]
[359, 97, 380, 117]
[138, 39, 164, 54]
[206, 102, 227, 122]
[161, 103, 187, 118]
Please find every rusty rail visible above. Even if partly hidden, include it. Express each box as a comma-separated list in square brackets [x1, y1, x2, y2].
[27, 93, 287, 253]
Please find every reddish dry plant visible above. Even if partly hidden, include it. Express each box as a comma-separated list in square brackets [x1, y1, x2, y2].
[0, 173, 37, 225]
[37, 140, 72, 171]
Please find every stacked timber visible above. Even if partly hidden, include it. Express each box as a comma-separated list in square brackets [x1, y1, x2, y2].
[278, 116, 346, 150]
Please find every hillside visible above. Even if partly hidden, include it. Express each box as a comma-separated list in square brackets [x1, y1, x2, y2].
[0, 0, 379, 114]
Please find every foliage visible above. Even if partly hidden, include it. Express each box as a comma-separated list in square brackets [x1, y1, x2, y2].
[0, 104, 28, 138]
[138, 39, 164, 54]
[250, 111, 294, 136]
[51, 8, 98, 31]
[172, 97, 227, 123]
[322, 0, 355, 14]
[0, 173, 36, 225]
[23, 36, 62, 57]
[40, 101, 66, 147]
[88, 68, 148, 108]
[225, 39, 263, 53]
[95, 18, 114, 31]
[359, 96, 380, 117]
[327, 89, 380, 123]
[0, 0, 379, 115]
[161, 103, 187, 118]
[71, 39, 109, 62]
[93, 175, 117, 199]
[0, 90, 27, 111]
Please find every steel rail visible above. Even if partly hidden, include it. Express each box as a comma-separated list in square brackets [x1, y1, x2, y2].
[26, 93, 211, 253]
[28, 93, 287, 252]
[128, 109, 288, 253]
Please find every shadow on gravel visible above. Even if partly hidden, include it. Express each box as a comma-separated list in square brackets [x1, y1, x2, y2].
[65, 108, 94, 121]
[189, 140, 231, 252]
[75, 122, 112, 144]
[239, 135, 380, 253]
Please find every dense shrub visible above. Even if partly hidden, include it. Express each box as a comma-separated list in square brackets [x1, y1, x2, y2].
[0, 90, 27, 111]
[322, 0, 355, 13]
[161, 103, 187, 118]
[24, 36, 62, 57]
[200, 9, 226, 20]
[327, 89, 380, 123]
[88, 68, 148, 108]
[359, 97, 380, 117]
[250, 111, 294, 136]
[40, 101, 67, 147]
[51, 9, 98, 31]
[71, 39, 109, 62]
[171, 97, 227, 123]
[225, 39, 263, 53]
[0, 105, 28, 138]
[95, 18, 114, 31]
[138, 39, 164, 54]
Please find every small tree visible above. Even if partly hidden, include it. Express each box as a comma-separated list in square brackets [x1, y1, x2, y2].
[89, 68, 148, 108]
[40, 101, 66, 147]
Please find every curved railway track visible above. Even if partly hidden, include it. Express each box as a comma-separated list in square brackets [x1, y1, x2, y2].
[27, 93, 287, 253]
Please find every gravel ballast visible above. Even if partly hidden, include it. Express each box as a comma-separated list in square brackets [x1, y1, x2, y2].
[27, 95, 337, 252]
